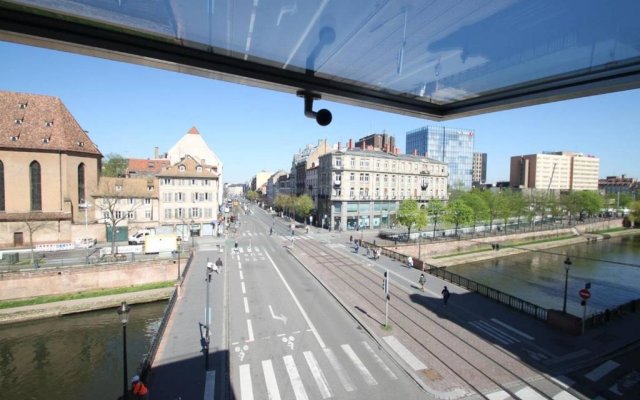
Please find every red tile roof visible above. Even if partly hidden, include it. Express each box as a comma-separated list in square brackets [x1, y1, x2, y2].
[127, 158, 170, 176]
[187, 126, 200, 135]
[0, 91, 101, 156]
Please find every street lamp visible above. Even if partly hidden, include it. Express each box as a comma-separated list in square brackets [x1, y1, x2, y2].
[191, 219, 195, 248]
[562, 256, 572, 313]
[116, 301, 131, 400]
[176, 239, 182, 281]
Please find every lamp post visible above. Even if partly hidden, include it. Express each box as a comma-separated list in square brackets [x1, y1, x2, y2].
[176, 239, 182, 281]
[563, 256, 572, 313]
[116, 301, 131, 400]
[191, 219, 195, 248]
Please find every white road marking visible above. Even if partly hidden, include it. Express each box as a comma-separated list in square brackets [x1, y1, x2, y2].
[470, 320, 517, 344]
[241, 282, 246, 294]
[239, 248, 244, 253]
[283, 355, 309, 400]
[239, 271, 244, 280]
[550, 376, 574, 389]
[239, 364, 254, 400]
[204, 370, 215, 400]
[243, 297, 249, 313]
[515, 386, 546, 400]
[553, 391, 581, 400]
[304, 351, 332, 399]
[382, 336, 427, 371]
[247, 320, 254, 342]
[342, 344, 377, 386]
[585, 360, 620, 381]
[264, 250, 326, 348]
[491, 318, 535, 340]
[361, 341, 397, 380]
[238, 262, 242, 270]
[486, 390, 510, 400]
[323, 348, 355, 392]
[262, 359, 281, 400]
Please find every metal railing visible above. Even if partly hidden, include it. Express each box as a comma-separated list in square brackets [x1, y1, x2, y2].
[425, 265, 548, 321]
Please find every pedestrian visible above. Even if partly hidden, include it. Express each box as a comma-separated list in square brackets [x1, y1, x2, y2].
[131, 375, 149, 400]
[418, 273, 426, 291]
[215, 257, 223, 273]
[375, 248, 381, 260]
[366, 246, 370, 258]
[441, 286, 450, 306]
[269, 227, 273, 236]
[354, 242, 359, 254]
[349, 235, 353, 243]
[234, 240, 238, 253]
[407, 256, 413, 269]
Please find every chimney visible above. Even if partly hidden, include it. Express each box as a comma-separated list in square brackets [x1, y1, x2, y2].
[361, 140, 366, 150]
[383, 143, 388, 153]
[154, 146, 159, 159]
[337, 142, 341, 151]
[348, 139, 353, 150]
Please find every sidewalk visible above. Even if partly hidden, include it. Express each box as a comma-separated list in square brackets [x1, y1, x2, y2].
[288, 237, 640, 398]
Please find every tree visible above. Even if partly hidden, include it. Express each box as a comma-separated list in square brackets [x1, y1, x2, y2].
[479, 190, 500, 231]
[21, 213, 51, 267]
[495, 190, 514, 233]
[578, 191, 604, 218]
[628, 201, 640, 227]
[294, 194, 314, 223]
[246, 190, 259, 202]
[509, 190, 528, 229]
[426, 200, 446, 239]
[396, 199, 426, 238]
[274, 193, 294, 218]
[460, 190, 488, 233]
[102, 153, 128, 177]
[95, 180, 144, 254]
[444, 199, 473, 236]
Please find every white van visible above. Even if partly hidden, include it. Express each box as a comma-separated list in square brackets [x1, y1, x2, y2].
[128, 229, 155, 245]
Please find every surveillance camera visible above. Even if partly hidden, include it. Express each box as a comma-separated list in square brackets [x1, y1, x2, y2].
[316, 109, 332, 126]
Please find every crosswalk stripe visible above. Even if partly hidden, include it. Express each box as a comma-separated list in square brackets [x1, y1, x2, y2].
[514, 386, 546, 400]
[341, 344, 377, 386]
[486, 390, 510, 400]
[382, 336, 427, 371]
[361, 341, 397, 380]
[475, 320, 519, 343]
[469, 321, 511, 345]
[553, 391, 580, 400]
[239, 248, 244, 253]
[304, 351, 333, 399]
[283, 355, 309, 400]
[323, 348, 356, 392]
[262, 360, 281, 400]
[239, 364, 254, 400]
[585, 360, 620, 381]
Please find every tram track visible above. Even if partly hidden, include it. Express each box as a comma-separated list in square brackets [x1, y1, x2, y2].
[293, 237, 584, 400]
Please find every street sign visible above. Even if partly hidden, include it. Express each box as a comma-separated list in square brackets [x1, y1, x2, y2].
[579, 288, 591, 300]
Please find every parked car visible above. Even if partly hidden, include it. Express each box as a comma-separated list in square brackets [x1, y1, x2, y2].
[76, 237, 97, 248]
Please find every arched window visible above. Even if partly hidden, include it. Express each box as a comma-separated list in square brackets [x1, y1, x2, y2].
[30, 161, 42, 211]
[0, 160, 4, 211]
[77, 163, 85, 205]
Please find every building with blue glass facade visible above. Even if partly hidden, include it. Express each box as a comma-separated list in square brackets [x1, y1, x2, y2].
[406, 126, 475, 189]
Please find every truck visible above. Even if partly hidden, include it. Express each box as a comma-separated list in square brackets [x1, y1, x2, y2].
[128, 228, 156, 245]
[143, 234, 179, 254]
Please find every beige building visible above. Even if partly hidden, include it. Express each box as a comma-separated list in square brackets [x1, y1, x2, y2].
[0, 91, 101, 247]
[252, 171, 273, 194]
[317, 147, 448, 231]
[92, 177, 159, 239]
[157, 155, 220, 237]
[510, 151, 599, 191]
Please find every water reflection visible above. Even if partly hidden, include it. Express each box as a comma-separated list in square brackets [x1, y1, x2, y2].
[0, 301, 166, 400]
[446, 235, 640, 316]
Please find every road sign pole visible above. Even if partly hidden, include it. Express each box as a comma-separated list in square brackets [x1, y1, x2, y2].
[582, 299, 587, 335]
[383, 269, 389, 328]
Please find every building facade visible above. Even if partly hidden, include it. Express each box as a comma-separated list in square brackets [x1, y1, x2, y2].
[355, 133, 395, 152]
[472, 152, 487, 186]
[291, 139, 332, 196]
[510, 152, 599, 190]
[266, 170, 288, 204]
[598, 175, 639, 199]
[157, 155, 220, 237]
[405, 126, 474, 189]
[317, 148, 448, 231]
[0, 91, 102, 247]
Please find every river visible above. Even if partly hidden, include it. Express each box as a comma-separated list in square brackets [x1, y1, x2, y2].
[445, 234, 640, 316]
[0, 301, 166, 400]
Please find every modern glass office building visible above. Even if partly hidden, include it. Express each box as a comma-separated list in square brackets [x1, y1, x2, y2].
[406, 126, 474, 189]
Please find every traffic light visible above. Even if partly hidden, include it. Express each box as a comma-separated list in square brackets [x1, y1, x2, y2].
[382, 271, 389, 295]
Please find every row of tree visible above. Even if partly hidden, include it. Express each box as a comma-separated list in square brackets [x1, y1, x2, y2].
[396, 189, 640, 237]
[272, 193, 315, 222]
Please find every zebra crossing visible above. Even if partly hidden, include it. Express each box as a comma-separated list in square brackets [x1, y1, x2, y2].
[235, 341, 398, 400]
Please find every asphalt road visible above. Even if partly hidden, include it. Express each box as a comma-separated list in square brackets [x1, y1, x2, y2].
[225, 208, 425, 399]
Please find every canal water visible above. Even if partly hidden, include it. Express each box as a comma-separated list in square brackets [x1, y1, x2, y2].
[0, 301, 166, 400]
[445, 234, 640, 316]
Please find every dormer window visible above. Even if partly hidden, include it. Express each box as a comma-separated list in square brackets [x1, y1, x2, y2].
[115, 185, 123, 191]
[148, 162, 155, 168]
[196, 166, 202, 172]
[77, 141, 84, 147]
[42, 137, 51, 144]
[14, 118, 23, 125]
[179, 165, 186, 172]
[45, 120, 54, 127]
[10, 134, 19, 141]
[18, 102, 28, 109]
[147, 185, 154, 191]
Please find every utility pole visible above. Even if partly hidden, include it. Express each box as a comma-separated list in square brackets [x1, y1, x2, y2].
[382, 270, 390, 328]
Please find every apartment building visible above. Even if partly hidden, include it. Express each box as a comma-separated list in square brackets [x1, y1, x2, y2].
[291, 139, 332, 196]
[316, 147, 448, 231]
[266, 170, 288, 204]
[472, 152, 487, 186]
[510, 151, 599, 190]
[0, 91, 102, 247]
[157, 155, 220, 238]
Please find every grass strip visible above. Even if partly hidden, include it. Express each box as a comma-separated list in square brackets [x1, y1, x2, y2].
[0, 281, 175, 309]
[591, 227, 627, 234]
[433, 235, 575, 259]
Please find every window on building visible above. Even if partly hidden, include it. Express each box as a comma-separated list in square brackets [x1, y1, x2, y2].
[350, 187, 355, 198]
[335, 157, 342, 167]
[77, 163, 85, 204]
[145, 198, 151, 204]
[0, 161, 5, 211]
[175, 192, 185, 202]
[163, 178, 172, 185]
[115, 211, 124, 219]
[176, 208, 184, 218]
[164, 208, 172, 219]
[127, 211, 136, 219]
[364, 174, 369, 182]
[350, 158, 356, 167]
[30, 161, 41, 211]
[204, 208, 212, 218]
[129, 198, 135, 205]
[350, 173, 355, 181]
[179, 165, 186, 172]
[145, 210, 152, 219]
[190, 208, 201, 218]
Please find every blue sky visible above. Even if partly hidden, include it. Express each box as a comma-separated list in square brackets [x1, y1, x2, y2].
[1, 41, 638, 184]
